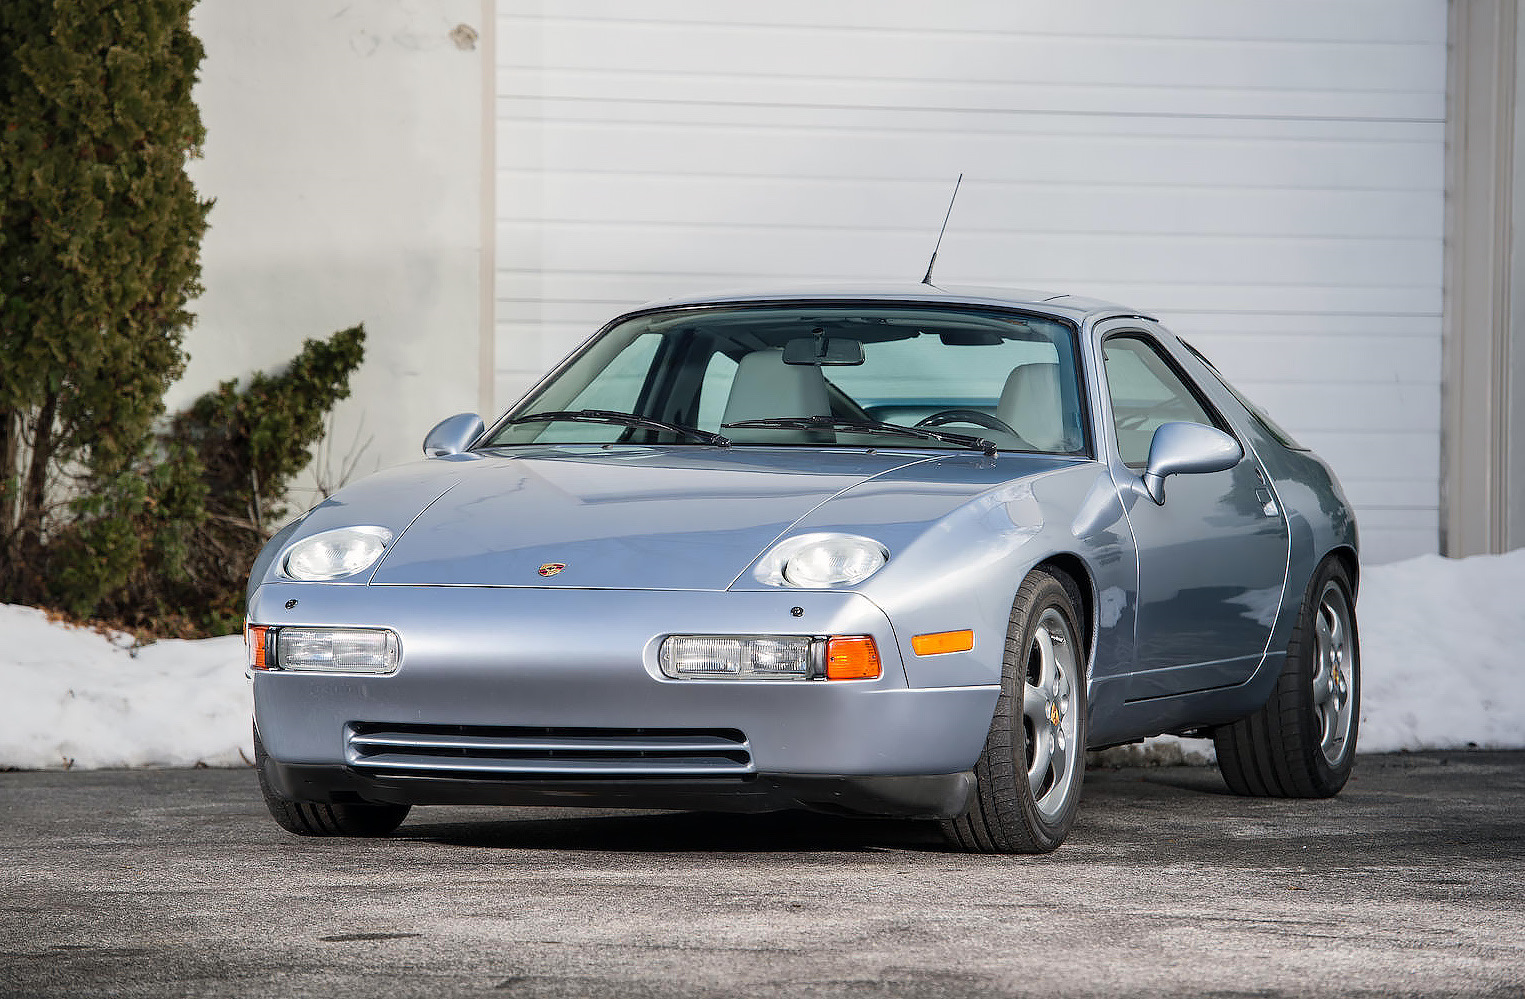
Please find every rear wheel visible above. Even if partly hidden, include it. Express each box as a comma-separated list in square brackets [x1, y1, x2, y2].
[943, 568, 1088, 854]
[1214, 557, 1359, 797]
[254, 727, 410, 837]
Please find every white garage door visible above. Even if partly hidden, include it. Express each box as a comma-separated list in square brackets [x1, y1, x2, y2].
[496, 0, 1447, 563]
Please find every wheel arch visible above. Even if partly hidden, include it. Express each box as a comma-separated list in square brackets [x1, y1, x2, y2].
[1324, 545, 1359, 599]
[1032, 552, 1095, 663]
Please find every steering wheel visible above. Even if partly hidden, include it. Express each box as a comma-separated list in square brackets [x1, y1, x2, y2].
[916, 409, 1019, 436]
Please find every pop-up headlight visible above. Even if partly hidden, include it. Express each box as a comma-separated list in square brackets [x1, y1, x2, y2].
[753, 533, 889, 588]
[282, 526, 392, 581]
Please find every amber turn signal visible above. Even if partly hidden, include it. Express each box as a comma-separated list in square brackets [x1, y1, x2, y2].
[912, 629, 974, 656]
[825, 636, 881, 680]
[247, 624, 270, 670]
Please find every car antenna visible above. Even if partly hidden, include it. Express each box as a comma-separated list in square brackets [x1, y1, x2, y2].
[920, 173, 963, 286]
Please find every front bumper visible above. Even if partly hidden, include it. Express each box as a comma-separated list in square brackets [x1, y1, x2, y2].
[248, 582, 997, 816]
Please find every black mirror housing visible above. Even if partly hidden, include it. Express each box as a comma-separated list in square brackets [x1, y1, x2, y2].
[782, 336, 865, 366]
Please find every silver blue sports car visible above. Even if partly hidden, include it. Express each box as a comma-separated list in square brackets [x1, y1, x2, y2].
[246, 285, 1360, 853]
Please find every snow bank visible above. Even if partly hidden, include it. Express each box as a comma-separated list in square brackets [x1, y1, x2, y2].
[1357, 549, 1525, 752]
[0, 605, 250, 770]
[2, 550, 1523, 770]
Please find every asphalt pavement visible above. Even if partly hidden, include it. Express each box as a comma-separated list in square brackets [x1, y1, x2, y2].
[2, 752, 1522, 998]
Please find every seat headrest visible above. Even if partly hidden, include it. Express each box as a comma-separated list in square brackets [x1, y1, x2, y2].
[721, 349, 832, 443]
[997, 362, 1069, 451]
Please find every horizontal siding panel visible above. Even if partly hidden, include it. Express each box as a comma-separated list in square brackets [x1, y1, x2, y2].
[1033, 283, 1439, 317]
[1296, 431, 1439, 485]
[499, 72, 1443, 125]
[1236, 382, 1439, 434]
[1182, 334, 1441, 386]
[498, 123, 1444, 192]
[496, 271, 771, 308]
[1357, 530, 1439, 564]
[1347, 508, 1440, 564]
[1339, 478, 1440, 512]
[494, 318, 599, 366]
[500, 96, 1442, 149]
[498, 223, 1439, 291]
[501, 22, 1442, 111]
[499, 172, 1443, 241]
[1161, 312, 1441, 337]
[502, 2, 1441, 46]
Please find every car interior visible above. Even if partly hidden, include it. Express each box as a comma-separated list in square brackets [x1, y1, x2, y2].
[488, 305, 1091, 455]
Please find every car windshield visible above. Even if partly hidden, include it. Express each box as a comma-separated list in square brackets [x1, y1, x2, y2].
[481, 303, 1088, 455]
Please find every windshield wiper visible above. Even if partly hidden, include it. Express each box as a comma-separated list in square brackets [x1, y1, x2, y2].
[507, 409, 731, 447]
[722, 416, 996, 457]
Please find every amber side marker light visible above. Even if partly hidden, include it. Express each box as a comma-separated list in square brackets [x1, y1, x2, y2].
[825, 636, 881, 680]
[912, 629, 974, 657]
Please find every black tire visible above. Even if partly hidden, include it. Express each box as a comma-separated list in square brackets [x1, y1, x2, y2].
[943, 568, 1089, 854]
[1214, 557, 1360, 798]
[254, 726, 410, 837]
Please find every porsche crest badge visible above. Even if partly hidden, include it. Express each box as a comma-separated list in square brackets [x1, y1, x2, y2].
[538, 563, 567, 577]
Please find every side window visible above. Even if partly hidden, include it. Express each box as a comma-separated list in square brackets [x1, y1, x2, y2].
[1102, 335, 1221, 467]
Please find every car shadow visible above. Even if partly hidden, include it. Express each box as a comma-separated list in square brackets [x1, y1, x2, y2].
[1085, 763, 1235, 797]
[396, 765, 1235, 853]
[398, 807, 949, 853]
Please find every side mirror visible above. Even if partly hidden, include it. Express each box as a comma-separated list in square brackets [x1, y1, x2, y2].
[423, 413, 484, 457]
[1140, 421, 1242, 504]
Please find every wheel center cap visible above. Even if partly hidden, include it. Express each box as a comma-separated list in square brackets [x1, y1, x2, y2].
[1048, 701, 1062, 727]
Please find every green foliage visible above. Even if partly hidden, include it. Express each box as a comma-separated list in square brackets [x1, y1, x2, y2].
[0, 2, 369, 636]
[81, 326, 368, 636]
[147, 326, 368, 634]
[0, 0, 210, 608]
[179, 325, 367, 530]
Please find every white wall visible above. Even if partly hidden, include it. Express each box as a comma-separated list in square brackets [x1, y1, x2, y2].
[496, 0, 1447, 563]
[1511, 6, 1525, 551]
[178, 0, 489, 512]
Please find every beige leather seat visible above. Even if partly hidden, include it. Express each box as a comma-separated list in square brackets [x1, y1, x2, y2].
[996, 361, 1069, 451]
[721, 348, 832, 443]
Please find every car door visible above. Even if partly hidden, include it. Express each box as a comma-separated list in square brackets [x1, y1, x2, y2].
[1099, 328, 1290, 699]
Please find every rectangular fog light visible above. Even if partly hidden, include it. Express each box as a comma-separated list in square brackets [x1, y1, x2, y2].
[275, 628, 400, 674]
[660, 635, 813, 680]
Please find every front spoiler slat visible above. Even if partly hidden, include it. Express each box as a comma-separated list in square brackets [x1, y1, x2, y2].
[347, 751, 756, 778]
[348, 732, 748, 754]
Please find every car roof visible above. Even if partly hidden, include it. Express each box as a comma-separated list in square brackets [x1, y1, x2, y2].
[627, 283, 1154, 326]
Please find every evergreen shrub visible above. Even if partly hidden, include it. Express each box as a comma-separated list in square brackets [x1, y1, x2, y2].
[0, 3, 368, 636]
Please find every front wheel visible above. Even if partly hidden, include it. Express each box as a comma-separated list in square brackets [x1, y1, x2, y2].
[943, 568, 1088, 853]
[254, 726, 411, 837]
[1214, 557, 1360, 797]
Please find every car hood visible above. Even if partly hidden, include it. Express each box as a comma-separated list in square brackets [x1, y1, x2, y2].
[363, 446, 1011, 590]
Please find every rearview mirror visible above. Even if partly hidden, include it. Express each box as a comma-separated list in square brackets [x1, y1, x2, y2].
[782, 336, 865, 366]
[1140, 422, 1242, 504]
[423, 413, 484, 457]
